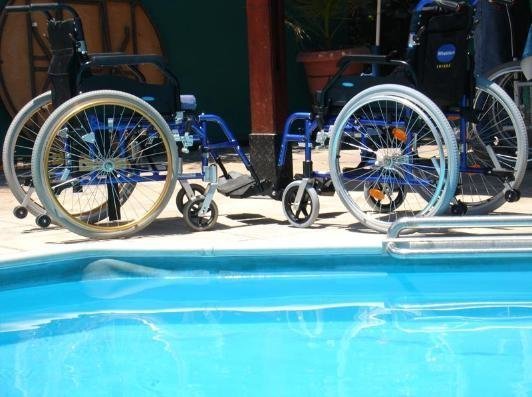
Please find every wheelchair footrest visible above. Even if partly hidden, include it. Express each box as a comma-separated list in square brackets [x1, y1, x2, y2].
[316, 178, 335, 196]
[217, 173, 257, 198]
[487, 168, 515, 181]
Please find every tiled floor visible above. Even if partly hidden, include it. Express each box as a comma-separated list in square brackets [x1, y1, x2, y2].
[2, 150, 532, 259]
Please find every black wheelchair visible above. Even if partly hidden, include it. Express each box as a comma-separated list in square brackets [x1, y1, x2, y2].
[323, 0, 526, 230]
[3, 2, 269, 236]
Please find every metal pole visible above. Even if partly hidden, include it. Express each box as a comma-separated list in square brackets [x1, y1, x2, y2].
[375, 0, 382, 48]
[372, 0, 382, 76]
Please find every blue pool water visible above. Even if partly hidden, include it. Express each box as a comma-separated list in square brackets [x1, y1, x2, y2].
[1, 250, 532, 396]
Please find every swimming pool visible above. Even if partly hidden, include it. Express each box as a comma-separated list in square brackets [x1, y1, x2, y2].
[1, 248, 531, 396]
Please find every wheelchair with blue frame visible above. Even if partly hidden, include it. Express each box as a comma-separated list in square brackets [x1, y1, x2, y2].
[3, 1, 464, 237]
[324, 0, 527, 231]
[3, 0, 526, 238]
[2, 2, 271, 236]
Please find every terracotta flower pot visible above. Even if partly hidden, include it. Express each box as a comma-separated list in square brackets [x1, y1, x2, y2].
[296, 47, 370, 93]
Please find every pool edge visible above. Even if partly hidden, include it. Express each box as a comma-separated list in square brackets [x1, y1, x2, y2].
[0, 240, 384, 268]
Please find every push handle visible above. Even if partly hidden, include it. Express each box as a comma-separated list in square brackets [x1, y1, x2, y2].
[435, 0, 464, 11]
[4, 5, 32, 12]
[488, 0, 514, 5]
[337, 54, 408, 68]
[5, 3, 79, 18]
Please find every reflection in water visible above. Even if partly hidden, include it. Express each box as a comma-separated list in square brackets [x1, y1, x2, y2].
[337, 307, 388, 396]
[82, 259, 180, 299]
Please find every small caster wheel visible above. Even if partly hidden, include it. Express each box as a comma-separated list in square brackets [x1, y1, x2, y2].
[363, 181, 405, 213]
[505, 189, 521, 203]
[451, 201, 467, 216]
[183, 196, 218, 231]
[176, 184, 206, 214]
[13, 206, 28, 219]
[282, 180, 319, 228]
[36, 214, 52, 228]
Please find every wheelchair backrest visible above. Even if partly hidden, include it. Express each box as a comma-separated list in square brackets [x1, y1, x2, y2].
[47, 19, 82, 109]
[407, 3, 475, 107]
[46, 17, 180, 116]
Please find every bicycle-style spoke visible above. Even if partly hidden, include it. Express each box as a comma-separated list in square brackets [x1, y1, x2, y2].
[330, 90, 453, 229]
[40, 95, 174, 232]
[457, 82, 526, 210]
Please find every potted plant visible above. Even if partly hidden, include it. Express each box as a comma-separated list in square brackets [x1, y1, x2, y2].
[286, 0, 374, 93]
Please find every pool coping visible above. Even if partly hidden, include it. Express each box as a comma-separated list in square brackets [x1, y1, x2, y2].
[0, 238, 384, 268]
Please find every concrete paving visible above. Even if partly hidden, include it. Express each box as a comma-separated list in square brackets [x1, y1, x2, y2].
[2, 149, 532, 260]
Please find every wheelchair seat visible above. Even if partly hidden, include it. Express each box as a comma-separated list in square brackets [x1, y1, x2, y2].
[79, 74, 179, 115]
[317, 67, 414, 118]
[325, 74, 413, 109]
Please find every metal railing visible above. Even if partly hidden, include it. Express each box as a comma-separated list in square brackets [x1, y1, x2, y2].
[383, 215, 532, 258]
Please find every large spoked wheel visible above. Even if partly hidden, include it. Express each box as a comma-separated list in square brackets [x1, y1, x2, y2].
[176, 183, 206, 214]
[183, 196, 218, 231]
[2, 91, 52, 217]
[486, 62, 531, 148]
[282, 180, 320, 228]
[328, 84, 459, 233]
[456, 77, 528, 214]
[31, 90, 179, 239]
[487, 61, 525, 93]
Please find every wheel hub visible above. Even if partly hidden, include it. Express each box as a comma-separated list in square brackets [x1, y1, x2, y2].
[381, 154, 409, 169]
[376, 148, 410, 170]
[102, 160, 115, 173]
[382, 156, 394, 169]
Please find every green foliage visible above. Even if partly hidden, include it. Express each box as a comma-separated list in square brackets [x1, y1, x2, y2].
[286, 0, 419, 52]
[286, 0, 374, 50]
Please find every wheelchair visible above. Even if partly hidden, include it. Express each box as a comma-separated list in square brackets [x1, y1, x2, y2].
[324, 0, 527, 231]
[3, 0, 525, 238]
[3, 1, 464, 238]
[2, 3, 269, 236]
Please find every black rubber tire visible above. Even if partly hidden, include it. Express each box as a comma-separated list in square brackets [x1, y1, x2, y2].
[281, 181, 319, 228]
[183, 196, 218, 231]
[13, 205, 28, 219]
[176, 184, 206, 214]
[451, 201, 468, 216]
[505, 189, 521, 203]
[363, 180, 406, 213]
[35, 214, 51, 228]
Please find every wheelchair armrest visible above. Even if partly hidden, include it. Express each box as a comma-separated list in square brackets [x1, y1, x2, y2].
[89, 52, 126, 57]
[79, 54, 179, 89]
[87, 53, 146, 82]
[315, 53, 417, 112]
[334, 54, 416, 86]
[337, 54, 409, 69]
[89, 54, 167, 68]
[488, 0, 515, 5]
